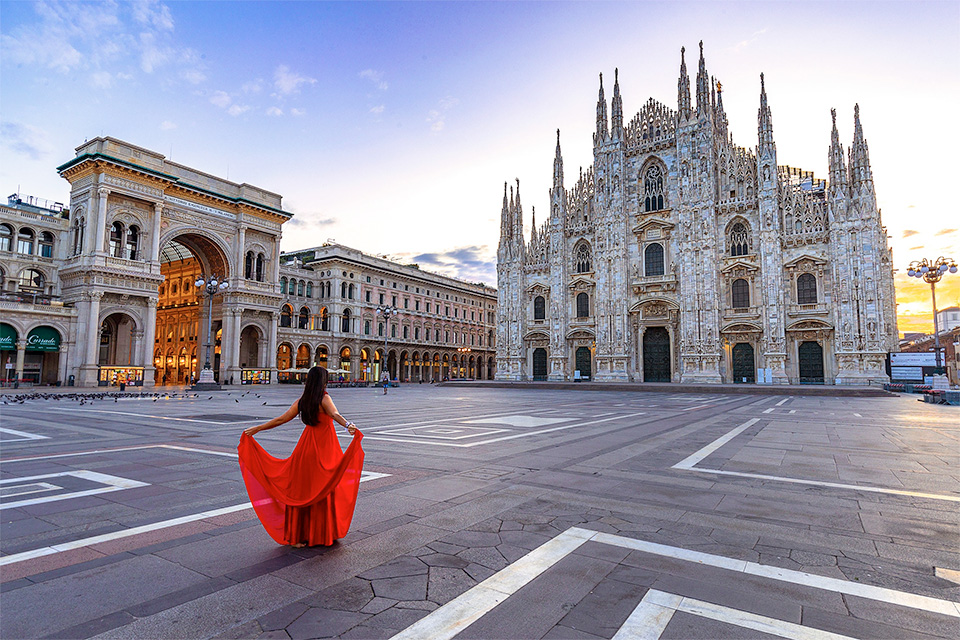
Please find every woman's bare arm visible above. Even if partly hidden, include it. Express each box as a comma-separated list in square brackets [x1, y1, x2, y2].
[322, 394, 357, 434]
[243, 400, 299, 437]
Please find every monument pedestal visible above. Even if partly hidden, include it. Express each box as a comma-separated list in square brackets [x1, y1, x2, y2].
[191, 367, 221, 391]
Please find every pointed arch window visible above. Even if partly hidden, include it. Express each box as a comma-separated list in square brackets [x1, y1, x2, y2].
[342, 309, 352, 333]
[124, 226, 139, 260]
[534, 295, 546, 320]
[576, 292, 590, 318]
[644, 243, 664, 276]
[574, 242, 591, 273]
[280, 305, 293, 328]
[341, 282, 347, 298]
[255, 253, 264, 281]
[797, 273, 817, 305]
[732, 279, 750, 309]
[245, 251, 254, 279]
[298, 306, 310, 329]
[71, 218, 84, 255]
[642, 165, 665, 212]
[729, 221, 750, 257]
[320, 307, 329, 331]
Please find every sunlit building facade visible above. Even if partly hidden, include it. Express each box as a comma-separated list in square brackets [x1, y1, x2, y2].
[496, 43, 897, 385]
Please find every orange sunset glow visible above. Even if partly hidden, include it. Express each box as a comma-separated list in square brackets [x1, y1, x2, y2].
[895, 271, 960, 335]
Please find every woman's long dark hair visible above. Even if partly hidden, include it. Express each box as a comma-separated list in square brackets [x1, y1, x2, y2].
[299, 366, 328, 426]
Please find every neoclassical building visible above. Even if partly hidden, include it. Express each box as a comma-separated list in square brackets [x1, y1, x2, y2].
[277, 243, 497, 383]
[496, 43, 897, 385]
[1, 137, 497, 387]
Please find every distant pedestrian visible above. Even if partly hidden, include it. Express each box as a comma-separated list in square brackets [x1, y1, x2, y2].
[239, 366, 363, 548]
[380, 370, 389, 395]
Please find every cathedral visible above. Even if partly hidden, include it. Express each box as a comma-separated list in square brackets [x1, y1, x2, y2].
[496, 42, 897, 385]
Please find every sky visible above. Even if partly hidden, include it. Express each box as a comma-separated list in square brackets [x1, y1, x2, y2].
[2, 0, 958, 334]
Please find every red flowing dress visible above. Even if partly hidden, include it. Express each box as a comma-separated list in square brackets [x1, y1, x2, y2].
[238, 406, 364, 546]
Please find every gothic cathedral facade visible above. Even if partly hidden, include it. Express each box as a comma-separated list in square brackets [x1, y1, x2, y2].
[496, 43, 897, 385]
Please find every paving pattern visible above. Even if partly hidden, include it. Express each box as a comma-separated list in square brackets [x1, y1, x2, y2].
[1, 385, 958, 639]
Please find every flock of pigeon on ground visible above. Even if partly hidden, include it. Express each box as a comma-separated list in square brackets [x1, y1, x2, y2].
[0, 390, 268, 405]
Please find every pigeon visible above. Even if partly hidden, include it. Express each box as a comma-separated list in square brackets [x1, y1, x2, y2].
[262, 401, 267, 405]
[235, 399, 239, 403]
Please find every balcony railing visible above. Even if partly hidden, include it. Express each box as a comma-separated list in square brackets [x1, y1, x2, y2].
[723, 306, 760, 319]
[787, 302, 828, 316]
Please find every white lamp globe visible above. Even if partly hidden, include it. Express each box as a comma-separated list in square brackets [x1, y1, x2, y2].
[921, 265, 929, 273]
[195, 278, 204, 287]
[908, 269, 915, 277]
[220, 281, 229, 289]
[951, 266, 958, 273]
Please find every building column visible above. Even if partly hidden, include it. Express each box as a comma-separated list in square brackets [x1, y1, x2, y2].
[236, 225, 247, 280]
[93, 186, 110, 255]
[272, 237, 282, 285]
[57, 343, 70, 386]
[79, 292, 103, 386]
[14, 339, 26, 384]
[150, 203, 163, 264]
[143, 298, 158, 387]
[131, 330, 144, 385]
[268, 312, 279, 383]
[226, 306, 243, 383]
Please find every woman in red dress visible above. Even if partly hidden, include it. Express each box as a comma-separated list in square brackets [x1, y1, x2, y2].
[238, 366, 364, 547]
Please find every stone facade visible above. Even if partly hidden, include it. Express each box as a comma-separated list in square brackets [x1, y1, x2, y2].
[496, 43, 897, 385]
[278, 244, 497, 383]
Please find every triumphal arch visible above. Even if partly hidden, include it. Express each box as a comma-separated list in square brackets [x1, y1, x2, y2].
[57, 137, 289, 388]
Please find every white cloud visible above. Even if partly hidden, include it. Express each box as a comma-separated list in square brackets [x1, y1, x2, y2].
[427, 110, 444, 132]
[0, 122, 54, 160]
[181, 68, 206, 84]
[210, 90, 232, 108]
[266, 106, 283, 117]
[160, 120, 177, 130]
[131, 0, 175, 31]
[91, 71, 113, 88]
[732, 28, 769, 52]
[370, 105, 385, 115]
[290, 108, 306, 117]
[274, 65, 316, 96]
[242, 79, 264, 94]
[227, 104, 250, 116]
[359, 69, 388, 91]
[426, 96, 458, 133]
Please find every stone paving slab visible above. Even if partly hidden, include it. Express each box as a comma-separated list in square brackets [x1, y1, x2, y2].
[1, 386, 957, 639]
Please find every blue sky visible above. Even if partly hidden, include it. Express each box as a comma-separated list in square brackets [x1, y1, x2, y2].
[2, 1, 959, 322]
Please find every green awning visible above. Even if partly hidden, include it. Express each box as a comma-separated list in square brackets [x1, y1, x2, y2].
[26, 326, 60, 351]
[0, 323, 16, 350]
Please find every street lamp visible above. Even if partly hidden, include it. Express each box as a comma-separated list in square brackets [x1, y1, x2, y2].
[376, 305, 399, 382]
[906, 256, 957, 372]
[193, 274, 229, 389]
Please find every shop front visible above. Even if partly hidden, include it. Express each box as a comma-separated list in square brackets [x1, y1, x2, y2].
[241, 369, 271, 384]
[25, 326, 62, 385]
[1, 323, 16, 386]
[99, 367, 145, 387]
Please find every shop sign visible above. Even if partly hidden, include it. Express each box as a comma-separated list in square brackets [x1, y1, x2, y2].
[0, 323, 17, 350]
[26, 327, 60, 352]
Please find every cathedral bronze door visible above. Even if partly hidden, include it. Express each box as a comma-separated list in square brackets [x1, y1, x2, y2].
[532, 348, 548, 381]
[642, 327, 671, 382]
[575, 347, 591, 380]
[732, 343, 756, 383]
[798, 341, 824, 384]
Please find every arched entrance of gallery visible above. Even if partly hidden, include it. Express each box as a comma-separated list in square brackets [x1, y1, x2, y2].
[155, 233, 230, 385]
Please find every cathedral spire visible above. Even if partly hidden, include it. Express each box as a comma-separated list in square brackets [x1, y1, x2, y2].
[696, 41, 710, 118]
[678, 46, 691, 120]
[498, 181, 513, 260]
[611, 68, 623, 140]
[715, 78, 728, 140]
[828, 108, 848, 195]
[530, 206, 537, 246]
[514, 178, 525, 249]
[849, 104, 873, 190]
[757, 73, 775, 154]
[553, 129, 564, 190]
[594, 72, 608, 144]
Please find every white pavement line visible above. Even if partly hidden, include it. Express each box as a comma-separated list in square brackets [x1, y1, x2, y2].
[935, 567, 960, 585]
[0, 426, 50, 441]
[672, 419, 760, 470]
[587, 529, 960, 618]
[0, 470, 149, 509]
[388, 527, 594, 640]
[0, 470, 388, 567]
[776, 398, 789, 406]
[673, 591, 854, 640]
[682, 467, 960, 503]
[682, 403, 715, 411]
[790, 410, 797, 414]
[0, 443, 237, 464]
[0, 481, 61, 498]
[763, 407, 775, 414]
[612, 590, 680, 640]
[854, 413, 862, 417]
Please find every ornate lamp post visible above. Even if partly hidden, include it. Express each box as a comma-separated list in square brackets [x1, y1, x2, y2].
[457, 347, 472, 378]
[907, 256, 957, 372]
[376, 305, 399, 383]
[193, 274, 229, 390]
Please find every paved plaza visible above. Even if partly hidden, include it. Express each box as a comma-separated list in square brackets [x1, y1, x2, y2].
[1, 385, 958, 639]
